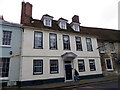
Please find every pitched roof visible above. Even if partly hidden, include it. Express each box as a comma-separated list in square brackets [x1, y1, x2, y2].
[58, 17, 68, 22]
[0, 19, 22, 27]
[42, 14, 54, 18]
[23, 18, 120, 42]
[80, 26, 120, 42]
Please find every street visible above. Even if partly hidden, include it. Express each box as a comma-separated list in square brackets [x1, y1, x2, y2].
[1, 78, 119, 90]
[62, 80, 119, 90]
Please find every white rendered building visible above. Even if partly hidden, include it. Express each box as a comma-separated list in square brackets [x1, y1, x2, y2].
[19, 1, 103, 86]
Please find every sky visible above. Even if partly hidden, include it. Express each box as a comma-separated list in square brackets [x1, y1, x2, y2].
[0, 0, 119, 30]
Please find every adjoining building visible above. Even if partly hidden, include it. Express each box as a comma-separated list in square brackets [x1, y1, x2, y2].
[18, 2, 103, 86]
[0, 16, 22, 86]
[80, 27, 120, 76]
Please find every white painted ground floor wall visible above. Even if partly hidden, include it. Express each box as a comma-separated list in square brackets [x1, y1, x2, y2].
[20, 56, 102, 81]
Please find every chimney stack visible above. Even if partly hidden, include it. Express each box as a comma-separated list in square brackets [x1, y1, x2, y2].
[0, 15, 4, 20]
[21, 1, 33, 24]
[72, 15, 80, 23]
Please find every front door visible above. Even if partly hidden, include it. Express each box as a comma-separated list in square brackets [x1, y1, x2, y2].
[65, 64, 73, 80]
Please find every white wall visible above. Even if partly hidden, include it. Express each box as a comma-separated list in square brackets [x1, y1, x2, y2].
[20, 57, 102, 81]
[21, 28, 100, 57]
[20, 57, 64, 81]
[74, 58, 102, 76]
[20, 27, 101, 81]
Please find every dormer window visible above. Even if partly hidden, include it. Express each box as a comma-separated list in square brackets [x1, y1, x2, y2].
[60, 22, 66, 29]
[72, 24, 80, 31]
[41, 14, 53, 27]
[58, 18, 68, 30]
[44, 19, 51, 27]
[71, 22, 80, 32]
[71, 15, 80, 32]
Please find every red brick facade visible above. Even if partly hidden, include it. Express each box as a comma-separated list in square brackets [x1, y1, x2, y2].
[21, 1, 32, 24]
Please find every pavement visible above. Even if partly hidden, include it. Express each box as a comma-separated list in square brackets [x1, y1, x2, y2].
[21, 76, 119, 89]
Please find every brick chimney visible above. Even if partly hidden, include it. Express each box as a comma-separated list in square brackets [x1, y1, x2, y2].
[21, 1, 32, 24]
[72, 15, 80, 23]
[0, 15, 4, 20]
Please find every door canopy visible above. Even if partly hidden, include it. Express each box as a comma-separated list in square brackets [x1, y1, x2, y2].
[61, 52, 77, 60]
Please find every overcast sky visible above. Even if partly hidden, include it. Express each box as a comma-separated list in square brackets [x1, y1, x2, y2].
[0, 0, 119, 30]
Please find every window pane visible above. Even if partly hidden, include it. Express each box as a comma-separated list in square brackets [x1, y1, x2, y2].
[73, 25, 79, 31]
[89, 59, 96, 71]
[99, 42, 105, 52]
[50, 60, 58, 74]
[2, 31, 12, 45]
[0, 58, 10, 77]
[60, 22, 66, 29]
[44, 19, 51, 27]
[76, 37, 83, 51]
[75, 25, 79, 31]
[63, 35, 70, 50]
[109, 42, 115, 52]
[78, 59, 85, 72]
[86, 38, 93, 51]
[49, 33, 57, 49]
[106, 59, 112, 69]
[34, 32, 43, 48]
[33, 60, 43, 75]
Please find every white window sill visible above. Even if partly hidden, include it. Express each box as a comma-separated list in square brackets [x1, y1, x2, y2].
[0, 45, 11, 48]
[44, 24, 51, 27]
[106, 69, 114, 71]
[100, 51, 105, 53]
[0, 77, 9, 80]
[33, 72, 42, 75]
[74, 30, 80, 32]
[60, 28, 67, 30]
[110, 51, 116, 54]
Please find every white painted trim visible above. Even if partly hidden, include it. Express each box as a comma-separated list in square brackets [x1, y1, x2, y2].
[33, 58, 44, 60]
[110, 51, 116, 54]
[0, 77, 9, 80]
[105, 58, 114, 71]
[43, 18, 52, 27]
[59, 21, 67, 29]
[100, 51, 105, 53]
[0, 45, 11, 48]
[21, 55, 100, 58]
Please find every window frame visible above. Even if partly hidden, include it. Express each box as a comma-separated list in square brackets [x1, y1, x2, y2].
[44, 19, 52, 27]
[50, 59, 59, 74]
[49, 33, 57, 50]
[109, 42, 115, 53]
[0, 58, 10, 77]
[33, 59, 43, 75]
[75, 36, 83, 51]
[105, 58, 114, 71]
[34, 31, 43, 49]
[59, 22, 67, 29]
[89, 59, 96, 71]
[78, 59, 85, 72]
[86, 38, 93, 51]
[72, 24, 80, 32]
[63, 35, 71, 50]
[74, 25, 79, 31]
[99, 42, 105, 53]
[2, 31, 12, 46]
